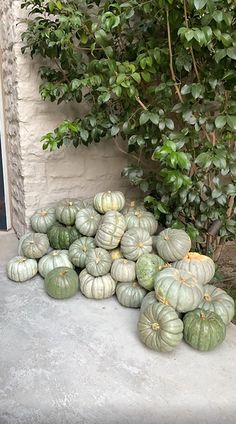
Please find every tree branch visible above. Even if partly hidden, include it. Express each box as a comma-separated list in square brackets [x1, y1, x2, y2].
[183, 0, 200, 82]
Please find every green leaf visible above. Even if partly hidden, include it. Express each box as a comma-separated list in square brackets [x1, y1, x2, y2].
[139, 111, 150, 125]
[191, 83, 202, 99]
[194, 0, 207, 10]
[149, 113, 159, 125]
[227, 115, 236, 130]
[227, 47, 236, 60]
[181, 84, 191, 95]
[214, 49, 227, 63]
[132, 73, 141, 84]
[195, 152, 212, 168]
[140, 181, 149, 192]
[157, 202, 168, 214]
[111, 126, 120, 136]
[215, 115, 227, 129]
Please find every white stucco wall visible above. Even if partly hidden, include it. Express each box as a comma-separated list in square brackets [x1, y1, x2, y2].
[0, 0, 133, 236]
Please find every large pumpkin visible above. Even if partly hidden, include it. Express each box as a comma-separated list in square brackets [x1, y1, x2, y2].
[172, 252, 215, 285]
[155, 229, 191, 262]
[183, 309, 226, 351]
[154, 267, 203, 313]
[116, 281, 147, 308]
[95, 211, 126, 250]
[38, 250, 73, 278]
[56, 198, 85, 225]
[7, 256, 38, 282]
[85, 248, 112, 276]
[120, 228, 152, 261]
[68, 237, 95, 268]
[79, 269, 116, 299]
[75, 207, 101, 236]
[140, 291, 159, 314]
[138, 303, 183, 352]
[111, 258, 136, 283]
[21, 233, 50, 259]
[45, 267, 79, 299]
[198, 284, 235, 325]
[47, 223, 80, 250]
[125, 210, 158, 235]
[30, 207, 56, 233]
[136, 253, 166, 291]
[93, 190, 125, 214]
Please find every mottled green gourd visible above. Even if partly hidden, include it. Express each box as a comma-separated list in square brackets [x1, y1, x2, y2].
[85, 248, 112, 277]
[7, 256, 38, 282]
[183, 309, 226, 351]
[125, 209, 158, 235]
[95, 210, 126, 250]
[155, 229, 191, 262]
[111, 258, 136, 283]
[68, 237, 95, 268]
[45, 267, 79, 299]
[75, 207, 101, 236]
[38, 250, 73, 278]
[198, 284, 235, 325]
[47, 223, 80, 250]
[56, 198, 85, 226]
[116, 281, 147, 308]
[172, 252, 215, 285]
[30, 207, 56, 233]
[136, 253, 166, 291]
[94, 190, 125, 214]
[79, 269, 116, 299]
[138, 303, 183, 352]
[120, 228, 152, 261]
[21, 233, 50, 259]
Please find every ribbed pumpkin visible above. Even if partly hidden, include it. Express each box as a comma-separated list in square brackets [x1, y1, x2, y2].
[198, 284, 235, 325]
[45, 267, 79, 299]
[95, 211, 126, 250]
[56, 198, 82, 225]
[136, 253, 166, 291]
[116, 281, 147, 308]
[85, 248, 112, 276]
[140, 291, 159, 314]
[94, 190, 125, 214]
[125, 210, 158, 235]
[47, 224, 80, 249]
[30, 207, 56, 233]
[183, 309, 226, 351]
[121, 199, 146, 215]
[7, 256, 38, 282]
[79, 269, 116, 299]
[68, 237, 95, 268]
[154, 268, 203, 313]
[172, 252, 215, 285]
[38, 250, 73, 278]
[21, 233, 50, 259]
[18, 232, 35, 256]
[75, 207, 101, 236]
[138, 303, 183, 352]
[110, 248, 123, 261]
[111, 258, 136, 283]
[155, 229, 191, 262]
[120, 228, 152, 261]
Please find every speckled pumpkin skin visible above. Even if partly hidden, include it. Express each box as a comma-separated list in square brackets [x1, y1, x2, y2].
[172, 252, 215, 285]
[136, 253, 166, 291]
[198, 284, 235, 325]
[116, 282, 147, 308]
[47, 224, 80, 250]
[7, 256, 38, 282]
[45, 267, 79, 299]
[155, 229, 191, 262]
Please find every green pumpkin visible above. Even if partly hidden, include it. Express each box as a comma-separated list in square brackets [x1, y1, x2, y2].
[38, 250, 74, 278]
[120, 228, 152, 261]
[183, 309, 226, 351]
[18, 232, 35, 256]
[110, 248, 123, 262]
[172, 252, 215, 285]
[125, 209, 158, 235]
[121, 199, 146, 215]
[198, 284, 235, 325]
[68, 237, 95, 268]
[56, 198, 83, 226]
[154, 267, 203, 313]
[79, 269, 116, 299]
[85, 248, 112, 277]
[111, 258, 136, 283]
[155, 229, 191, 262]
[75, 207, 101, 236]
[138, 303, 183, 352]
[7, 256, 38, 282]
[30, 207, 56, 233]
[116, 281, 147, 308]
[95, 210, 126, 250]
[47, 224, 80, 250]
[136, 253, 166, 291]
[21, 233, 50, 259]
[45, 267, 79, 299]
[93, 190, 125, 214]
[140, 291, 159, 314]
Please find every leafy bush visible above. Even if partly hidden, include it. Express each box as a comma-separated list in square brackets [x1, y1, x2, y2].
[21, 0, 236, 258]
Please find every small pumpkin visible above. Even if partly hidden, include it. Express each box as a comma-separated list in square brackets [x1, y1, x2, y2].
[18, 232, 35, 256]
[121, 199, 146, 215]
[95, 211, 126, 250]
[68, 237, 95, 268]
[155, 229, 191, 262]
[154, 267, 203, 313]
[47, 223, 80, 250]
[56, 198, 82, 226]
[116, 281, 147, 308]
[198, 284, 235, 325]
[45, 267, 79, 299]
[94, 190, 125, 214]
[21, 233, 50, 259]
[125, 209, 158, 235]
[79, 269, 116, 299]
[183, 309, 226, 351]
[136, 253, 166, 291]
[138, 303, 183, 352]
[7, 256, 38, 282]
[38, 250, 73, 278]
[110, 248, 123, 261]
[120, 228, 152, 261]
[75, 207, 101, 236]
[172, 252, 215, 285]
[85, 248, 112, 276]
[111, 258, 136, 283]
[30, 207, 56, 233]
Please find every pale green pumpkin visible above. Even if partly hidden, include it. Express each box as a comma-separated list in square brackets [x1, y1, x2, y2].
[85, 248, 112, 276]
[110, 248, 123, 261]
[79, 269, 116, 299]
[121, 199, 146, 215]
[140, 291, 159, 314]
[116, 281, 147, 308]
[172, 252, 215, 285]
[30, 207, 56, 233]
[75, 207, 101, 236]
[38, 250, 73, 278]
[7, 256, 38, 282]
[56, 198, 84, 226]
[95, 210, 126, 250]
[18, 232, 35, 256]
[155, 229, 191, 262]
[136, 253, 166, 291]
[125, 209, 158, 235]
[93, 190, 125, 214]
[21, 233, 50, 259]
[198, 284, 235, 325]
[120, 228, 152, 261]
[45, 267, 79, 299]
[68, 237, 95, 268]
[111, 258, 136, 283]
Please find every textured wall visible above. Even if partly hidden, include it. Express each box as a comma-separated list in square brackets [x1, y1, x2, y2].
[0, 0, 133, 237]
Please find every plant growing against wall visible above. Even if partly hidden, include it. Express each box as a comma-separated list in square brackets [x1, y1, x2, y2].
[21, 0, 236, 258]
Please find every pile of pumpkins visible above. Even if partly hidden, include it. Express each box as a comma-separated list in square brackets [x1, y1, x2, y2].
[6, 190, 235, 354]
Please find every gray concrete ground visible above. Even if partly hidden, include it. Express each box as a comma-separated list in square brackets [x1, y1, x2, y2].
[0, 232, 236, 424]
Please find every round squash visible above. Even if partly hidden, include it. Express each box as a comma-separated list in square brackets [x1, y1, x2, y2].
[45, 267, 79, 299]
[120, 228, 152, 261]
[68, 237, 95, 268]
[136, 253, 166, 291]
[121, 199, 146, 215]
[138, 303, 183, 352]
[154, 267, 203, 313]
[18, 232, 35, 256]
[155, 228, 191, 262]
[172, 252, 215, 285]
[56, 198, 82, 226]
[111, 258, 136, 283]
[21, 233, 50, 259]
[140, 291, 159, 314]
[75, 207, 101, 236]
[30, 207, 56, 233]
[94, 190, 125, 214]
[7, 256, 38, 282]
[85, 248, 112, 276]
[38, 250, 73, 278]
[95, 211, 126, 250]
[198, 284, 235, 325]
[110, 248, 123, 261]
[47, 223, 80, 250]
[183, 309, 226, 351]
[79, 269, 116, 299]
[116, 281, 147, 308]
[125, 210, 158, 235]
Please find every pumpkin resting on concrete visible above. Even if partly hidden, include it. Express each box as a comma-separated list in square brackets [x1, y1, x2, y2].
[198, 284, 235, 325]
[79, 269, 116, 299]
[7, 256, 38, 282]
[45, 267, 79, 299]
[21, 233, 50, 259]
[116, 281, 147, 308]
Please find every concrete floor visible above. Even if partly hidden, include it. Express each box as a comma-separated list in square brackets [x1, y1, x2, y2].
[0, 232, 236, 424]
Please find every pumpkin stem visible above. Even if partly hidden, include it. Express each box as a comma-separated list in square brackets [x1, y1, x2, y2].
[132, 282, 138, 288]
[40, 210, 48, 216]
[204, 293, 211, 302]
[107, 191, 111, 195]
[151, 322, 160, 331]
[52, 251, 59, 256]
[68, 202, 73, 206]
[200, 311, 206, 320]
[59, 271, 67, 277]
[138, 242, 144, 248]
